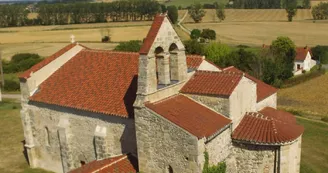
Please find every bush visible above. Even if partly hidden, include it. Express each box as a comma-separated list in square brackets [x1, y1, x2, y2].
[114, 40, 142, 52]
[321, 117, 328, 123]
[183, 40, 205, 55]
[190, 29, 201, 40]
[312, 2, 328, 20]
[311, 45, 328, 64]
[3, 53, 43, 73]
[201, 29, 216, 40]
[282, 69, 326, 88]
[203, 151, 226, 173]
[204, 42, 231, 66]
[167, 5, 178, 24]
[3, 73, 20, 91]
[101, 36, 110, 42]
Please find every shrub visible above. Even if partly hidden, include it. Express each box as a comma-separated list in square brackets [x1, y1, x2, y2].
[282, 69, 326, 88]
[114, 40, 142, 52]
[204, 42, 231, 66]
[190, 29, 201, 40]
[3, 73, 20, 91]
[321, 117, 328, 123]
[101, 36, 110, 42]
[167, 5, 178, 24]
[201, 29, 216, 40]
[183, 40, 205, 55]
[3, 53, 43, 73]
[312, 3, 328, 20]
[203, 151, 226, 173]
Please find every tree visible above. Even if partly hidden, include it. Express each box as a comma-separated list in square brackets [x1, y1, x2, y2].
[114, 40, 142, 52]
[183, 40, 205, 55]
[312, 3, 328, 20]
[190, 29, 202, 40]
[167, 5, 178, 24]
[216, 4, 226, 22]
[303, 0, 311, 9]
[188, 3, 206, 23]
[286, 7, 297, 22]
[201, 29, 216, 40]
[204, 42, 231, 66]
[311, 45, 328, 64]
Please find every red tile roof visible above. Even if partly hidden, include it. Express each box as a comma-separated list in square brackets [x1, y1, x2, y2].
[30, 50, 139, 118]
[146, 95, 231, 139]
[186, 55, 204, 69]
[180, 71, 243, 97]
[139, 14, 165, 55]
[232, 107, 304, 145]
[223, 66, 277, 102]
[69, 154, 138, 173]
[295, 47, 312, 61]
[19, 43, 87, 79]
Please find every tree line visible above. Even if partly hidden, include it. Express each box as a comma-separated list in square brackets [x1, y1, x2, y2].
[0, 0, 162, 27]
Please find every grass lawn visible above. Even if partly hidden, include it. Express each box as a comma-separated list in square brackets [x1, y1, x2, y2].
[297, 117, 328, 173]
[278, 73, 328, 119]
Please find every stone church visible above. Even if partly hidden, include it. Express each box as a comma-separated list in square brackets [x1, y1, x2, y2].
[19, 13, 304, 173]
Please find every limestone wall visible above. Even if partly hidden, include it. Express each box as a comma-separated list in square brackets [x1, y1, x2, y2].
[256, 93, 277, 111]
[280, 136, 302, 173]
[185, 94, 229, 117]
[204, 128, 232, 165]
[229, 77, 257, 130]
[23, 103, 136, 173]
[228, 143, 277, 173]
[135, 107, 200, 173]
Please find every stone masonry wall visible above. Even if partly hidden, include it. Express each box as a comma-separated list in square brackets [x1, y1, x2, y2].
[25, 102, 136, 173]
[185, 94, 230, 117]
[256, 93, 277, 111]
[135, 107, 200, 173]
[227, 143, 277, 173]
[280, 136, 302, 173]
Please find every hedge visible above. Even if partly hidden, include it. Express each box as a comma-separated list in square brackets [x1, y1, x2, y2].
[282, 68, 326, 88]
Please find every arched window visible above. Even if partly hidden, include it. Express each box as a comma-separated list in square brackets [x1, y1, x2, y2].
[45, 127, 50, 146]
[154, 46, 170, 85]
[169, 43, 179, 81]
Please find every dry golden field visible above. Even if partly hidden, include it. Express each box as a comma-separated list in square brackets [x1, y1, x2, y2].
[278, 73, 328, 118]
[185, 21, 328, 46]
[179, 9, 314, 23]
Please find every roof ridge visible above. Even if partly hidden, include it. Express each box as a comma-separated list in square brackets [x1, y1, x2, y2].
[91, 155, 128, 173]
[83, 49, 139, 55]
[196, 70, 243, 76]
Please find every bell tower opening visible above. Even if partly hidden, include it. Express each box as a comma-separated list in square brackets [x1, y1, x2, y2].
[155, 46, 171, 87]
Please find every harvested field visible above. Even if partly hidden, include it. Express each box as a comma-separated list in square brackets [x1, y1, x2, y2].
[179, 9, 314, 23]
[278, 73, 328, 118]
[185, 21, 328, 46]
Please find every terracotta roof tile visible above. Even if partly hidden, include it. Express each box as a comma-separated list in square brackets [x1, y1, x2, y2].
[180, 71, 243, 96]
[69, 154, 138, 173]
[30, 50, 139, 118]
[146, 95, 231, 139]
[19, 43, 88, 79]
[232, 107, 304, 145]
[223, 66, 277, 102]
[186, 55, 203, 69]
[139, 14, 165, 55]
[295, 47, 312, 61]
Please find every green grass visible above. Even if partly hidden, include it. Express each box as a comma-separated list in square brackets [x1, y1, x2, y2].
[163, 0, 228, 8]
[297, 117, 328, 173]
[0, 99, 52, 173]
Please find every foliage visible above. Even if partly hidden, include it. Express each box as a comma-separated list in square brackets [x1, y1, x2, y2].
[0, 4, 28, 27]
[167, 5, 178, 24]
[190, 29, 202, 40]
[101, 36, 110, 42]
[3, 73, 20, 91]
[224, 48, 259, 76]
[201, 29, 216, 40]
[286, 7, 297, 22]
[312, 3, 328, 20]
[215, 3, 226, 22]
[321, 117, 328, 123]
[204, 42, 231, 65]
[183, 40, 205, 55]
[2, 53, 43, 74]
[161, 4, 167, 13]
[188, 3, 206, 23]
[233, 0, 280, 9]
[303, 0, 311, 9]
[311, 45, 328, 64]
[203, 151, 226, 173]
[114, 40, 142, 52]
[281, 68, 326, 88]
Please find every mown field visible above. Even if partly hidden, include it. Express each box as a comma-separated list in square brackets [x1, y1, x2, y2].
[278, 73, 328, 119]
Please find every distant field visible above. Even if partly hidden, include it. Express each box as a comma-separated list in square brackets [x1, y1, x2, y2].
[278, 73, 328, 118]
[185, 21, 328, 46]
[179, 9, 313, 23]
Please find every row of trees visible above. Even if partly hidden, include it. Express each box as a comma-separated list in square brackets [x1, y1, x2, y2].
[233, 0, 310, 9]
[38, 0, 161, 25]
[0, 5, 28, 27]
